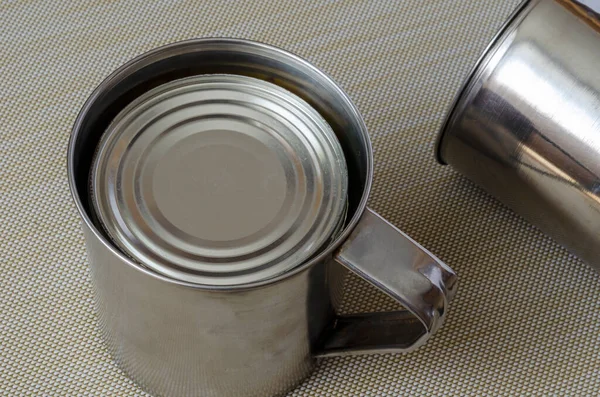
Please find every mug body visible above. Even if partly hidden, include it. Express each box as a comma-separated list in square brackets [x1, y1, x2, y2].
[84, 222, 331, 397]
[437, 0, 600, 270]
[68, 38, 373, 397]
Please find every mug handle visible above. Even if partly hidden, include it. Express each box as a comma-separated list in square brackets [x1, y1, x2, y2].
[315, 208, 458, 357]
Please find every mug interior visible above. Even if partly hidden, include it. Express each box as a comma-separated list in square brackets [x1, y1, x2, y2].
[69, 38, 372, 285]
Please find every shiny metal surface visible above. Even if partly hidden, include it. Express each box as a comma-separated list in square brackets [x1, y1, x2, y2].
[69, 38, 457, 397]
[437, 0, 600, 270]
[90, 74, 348, 285]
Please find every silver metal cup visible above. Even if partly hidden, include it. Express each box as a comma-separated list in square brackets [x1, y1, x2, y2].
[68, 39, 457, 397]
[437, 0, 600, 271]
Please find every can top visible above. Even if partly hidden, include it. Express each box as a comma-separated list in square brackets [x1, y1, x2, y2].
[90, 74, 348, 286]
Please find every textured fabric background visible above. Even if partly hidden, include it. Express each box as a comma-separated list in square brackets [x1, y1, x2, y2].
[2, 0, 600, 396]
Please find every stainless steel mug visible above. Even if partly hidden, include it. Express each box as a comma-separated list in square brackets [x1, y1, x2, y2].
[68, 39, 457, 397]
[437, 0, 600, 270]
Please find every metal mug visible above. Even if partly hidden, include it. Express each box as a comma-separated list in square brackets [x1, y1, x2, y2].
[68, 39, 457, 397]
[437, 0, 600, 271]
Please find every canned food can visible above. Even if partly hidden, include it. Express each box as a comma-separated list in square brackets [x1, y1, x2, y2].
[89, 74, 349, 285]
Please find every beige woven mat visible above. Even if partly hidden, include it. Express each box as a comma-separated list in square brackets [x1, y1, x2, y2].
[3, 0, 600, 395]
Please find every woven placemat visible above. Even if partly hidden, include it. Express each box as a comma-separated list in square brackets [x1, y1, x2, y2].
[2, 0, 600, 395]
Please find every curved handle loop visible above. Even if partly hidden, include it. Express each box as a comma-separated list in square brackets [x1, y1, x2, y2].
[315, 208, 457, 357]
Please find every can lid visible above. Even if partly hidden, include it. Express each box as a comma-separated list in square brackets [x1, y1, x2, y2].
[90, 74, 348, 285]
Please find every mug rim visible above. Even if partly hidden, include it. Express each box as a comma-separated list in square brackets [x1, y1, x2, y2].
[67, 37, 373, 292]
[434, 0, 535, 165]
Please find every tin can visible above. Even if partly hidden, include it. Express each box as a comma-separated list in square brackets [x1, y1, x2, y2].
[88, 74, 350, 286]
[69, 39, 457, 397]
[437, 0, 600, 271]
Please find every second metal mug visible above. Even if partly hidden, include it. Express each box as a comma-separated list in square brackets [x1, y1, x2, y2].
[437, 0, 600, 271]
[68, 39, 457, 397]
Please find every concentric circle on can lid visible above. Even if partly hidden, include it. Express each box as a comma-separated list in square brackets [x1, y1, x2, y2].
[90, 74, 348, 286]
